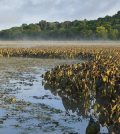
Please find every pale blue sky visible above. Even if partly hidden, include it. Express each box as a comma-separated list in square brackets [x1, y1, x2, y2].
[0, 0, 119, 30]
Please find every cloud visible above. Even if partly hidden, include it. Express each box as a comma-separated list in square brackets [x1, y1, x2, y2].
[0, 0, 119, 30]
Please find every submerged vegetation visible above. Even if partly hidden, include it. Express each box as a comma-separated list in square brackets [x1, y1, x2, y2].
[0, 11, 120, 40]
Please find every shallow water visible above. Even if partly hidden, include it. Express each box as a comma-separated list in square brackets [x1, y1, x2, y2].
[0, 58, 108, 134]
[0, 58, 88, 134]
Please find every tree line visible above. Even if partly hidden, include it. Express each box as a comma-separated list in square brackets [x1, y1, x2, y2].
[0, 11, 120, 40]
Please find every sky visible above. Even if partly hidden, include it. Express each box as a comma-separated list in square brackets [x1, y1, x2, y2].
[0, 0, 120, 30]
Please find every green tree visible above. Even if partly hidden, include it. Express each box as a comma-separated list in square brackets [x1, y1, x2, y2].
[28, 24, 41, 32]
[0, 11, 120, 40]
[96, 26, 108, 39]
[109, 29, 119, 40]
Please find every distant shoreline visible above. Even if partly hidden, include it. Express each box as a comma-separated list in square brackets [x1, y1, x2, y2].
[0, 40, 120, 48]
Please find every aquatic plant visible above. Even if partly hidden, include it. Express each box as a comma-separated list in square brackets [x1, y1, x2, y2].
[42, 46, 120, 133]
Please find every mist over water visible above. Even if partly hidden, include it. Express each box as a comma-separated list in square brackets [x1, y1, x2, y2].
[0, 41, 120, 48]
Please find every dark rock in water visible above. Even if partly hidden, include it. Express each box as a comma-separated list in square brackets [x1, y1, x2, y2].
[86, 117, 100, 134]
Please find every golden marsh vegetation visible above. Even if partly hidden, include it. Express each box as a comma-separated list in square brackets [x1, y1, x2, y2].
[0, 41, 119, 133]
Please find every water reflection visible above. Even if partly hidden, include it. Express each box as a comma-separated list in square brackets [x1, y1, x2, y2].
[44, 83, 90, 117]
[1, 58, 88, 134]
[0, 57, 119, 134]
[43, 81, 120, 134]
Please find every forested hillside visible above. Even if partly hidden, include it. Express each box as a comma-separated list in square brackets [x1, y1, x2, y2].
[0, 11, 120, 40]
